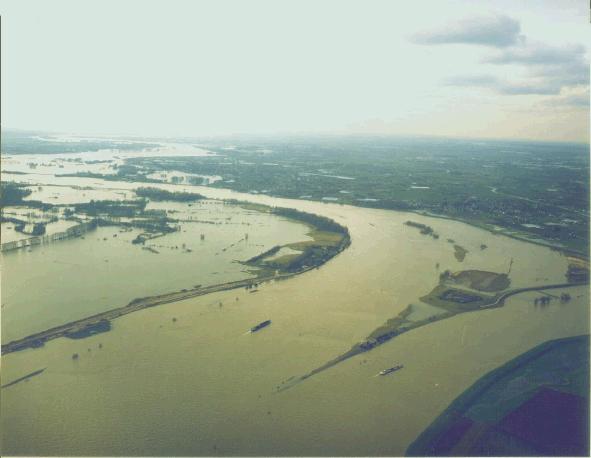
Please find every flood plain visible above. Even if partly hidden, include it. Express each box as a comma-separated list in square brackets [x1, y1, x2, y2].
[1, 168, 588, 456]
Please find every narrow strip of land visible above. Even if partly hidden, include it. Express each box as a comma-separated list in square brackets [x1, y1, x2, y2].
[1, 368, 46, 389]
[276, 281, 587, 392]
[1, 273, 282, 354]
[481, 282, 586, 309]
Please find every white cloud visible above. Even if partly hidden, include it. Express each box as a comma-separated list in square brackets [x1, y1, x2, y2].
[412, 14, 522, 47]
[445, 74, 562, 95]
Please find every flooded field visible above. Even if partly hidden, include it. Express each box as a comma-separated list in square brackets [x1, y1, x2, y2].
[1, 167, 588, 455]
[1, 199, 312, 344]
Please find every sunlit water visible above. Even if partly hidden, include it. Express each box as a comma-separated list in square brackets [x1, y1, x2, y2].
[0, 162, 588, 456]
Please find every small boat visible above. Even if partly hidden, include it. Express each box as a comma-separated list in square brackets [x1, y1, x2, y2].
[250, 320, 271, 333]
[378, 364, 403, 376]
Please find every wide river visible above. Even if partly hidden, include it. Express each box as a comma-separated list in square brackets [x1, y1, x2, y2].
[1, 173, 589, 456]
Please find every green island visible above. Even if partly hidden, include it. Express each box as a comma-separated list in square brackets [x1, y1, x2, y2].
[0, 182, 52, 210]
[134, 187, 206, 202]
[406, 334, 590, 456]
[452, 244, 468, 262]
[404, 220, 440, 239]
[235, 202, 351, 276]
[405, 221, 469, 261]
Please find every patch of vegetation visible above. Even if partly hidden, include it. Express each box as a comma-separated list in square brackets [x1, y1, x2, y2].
[70, 198, 180, 245]
[0, 182, 52, 209]
[420, 285, 495, 312]
[228, 200, 271, 213]
[29, 223, 46, 236]
[405, 220, 439, 239]
[273, 207, 349, 235]
[0, 183, 31, 207]
[74, 199, 147, 217]
[0, 215, 46, 236]
[453, 244, 468, 262]
[64, 319, 112, 339]
[240, 204, 350, 274]
[366, 304, 415, 341]
[135, 187, 205, 202]
[56, 164, 163, 184]
[450, 270, 510, 292]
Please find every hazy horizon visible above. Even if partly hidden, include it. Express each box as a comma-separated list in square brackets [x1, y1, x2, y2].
[1, 0, 589, 143]
[3, 126, 591, 147]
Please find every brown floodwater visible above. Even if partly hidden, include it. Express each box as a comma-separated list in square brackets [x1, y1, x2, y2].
[0, 179, 588, 456]
[0, 199, 312, 344]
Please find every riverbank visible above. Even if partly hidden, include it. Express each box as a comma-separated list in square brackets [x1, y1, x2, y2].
[406, 334, 590, 456]
[413, 210, 589, 260]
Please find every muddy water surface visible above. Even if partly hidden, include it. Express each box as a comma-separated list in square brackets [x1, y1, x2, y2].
[1, 177, 588, 456]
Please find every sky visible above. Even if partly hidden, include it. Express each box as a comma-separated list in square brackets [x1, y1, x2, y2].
[1, 0, 589, 142]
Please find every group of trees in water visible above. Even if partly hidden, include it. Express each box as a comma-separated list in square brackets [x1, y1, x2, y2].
[135, 187, 205, 202]
[74, 199, 147, 218]
[276, 244, 342, 273]
[405, 220, 439, 239]
[3, 218, 47, 236]
[0, 183, 51, 210]
[534, 293, 571, 306]
[242, 205, 351, 274]
[272, 207, 349, 235]
[1, 184, 53, 236]
[1, 183, 32, 206]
